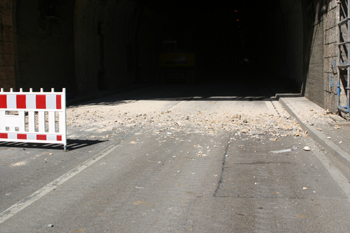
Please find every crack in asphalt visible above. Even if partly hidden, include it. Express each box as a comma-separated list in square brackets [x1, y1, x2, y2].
[213, 134, 233, 197]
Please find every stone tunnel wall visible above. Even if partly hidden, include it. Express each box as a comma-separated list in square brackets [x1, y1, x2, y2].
[0, 0, 15, 90]
[303, 0, 326, 108]
[74, 0, 161, 93]
[14, 0, 76, 92]
[301, 0, 338, 111]
[324, 0, 343, 113]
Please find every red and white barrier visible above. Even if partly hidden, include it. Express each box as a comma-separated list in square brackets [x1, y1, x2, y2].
[0, 88, 67, 150]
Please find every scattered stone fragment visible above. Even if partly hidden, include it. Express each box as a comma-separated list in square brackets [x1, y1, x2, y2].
[270, 148, 292, 154]
[270, 138, 278, 141]
[303, 146, 311, 151]
[303, 187, 308, 190]
[317, 127, 322, 131]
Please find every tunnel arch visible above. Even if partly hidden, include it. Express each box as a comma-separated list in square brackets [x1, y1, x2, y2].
[0, 0, 337, 111]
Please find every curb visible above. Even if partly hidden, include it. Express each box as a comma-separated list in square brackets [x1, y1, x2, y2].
[278, 97, 350, 174]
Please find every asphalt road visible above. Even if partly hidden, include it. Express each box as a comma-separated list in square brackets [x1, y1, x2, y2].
[1, 83, 350, 232]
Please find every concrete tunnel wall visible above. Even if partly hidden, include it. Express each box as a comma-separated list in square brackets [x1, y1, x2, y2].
[0, 0, 341, 112]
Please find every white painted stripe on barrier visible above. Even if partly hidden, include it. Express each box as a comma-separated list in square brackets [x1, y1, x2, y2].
[8, 133, 16, 140]
[47, 135, 56, 141]
[46, 95, 56, 109]
[27, 95, 36, 109]
[7, 95, 16, 109]
[27, 134, 36, 140]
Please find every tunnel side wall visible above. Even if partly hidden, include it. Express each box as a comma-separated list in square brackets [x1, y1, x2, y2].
[301, 0, 339, 112]
[324, 1, 340, 112]
[302, 0, 325, 108]
[0, 0, 16, 90]
[14, 0, 76, 92]
[74, 0, 161, 93]
[74, 0, 137, 93]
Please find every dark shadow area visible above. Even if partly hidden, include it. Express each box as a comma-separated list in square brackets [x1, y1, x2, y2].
[0, 139, 107, 151]
[70, 74, 298, 107]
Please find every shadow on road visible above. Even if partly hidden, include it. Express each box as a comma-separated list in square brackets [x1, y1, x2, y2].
[72, 77, 300, 107]
[0, 139, 107, 151]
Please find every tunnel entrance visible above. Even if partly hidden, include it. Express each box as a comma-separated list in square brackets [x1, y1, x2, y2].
[134, 1, 294, 87]
[3, 0, 334, 110]
[72, 0, 306, 94]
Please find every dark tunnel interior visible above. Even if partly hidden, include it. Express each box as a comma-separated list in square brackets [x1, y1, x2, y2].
[11, 0, 327, 101]
[131, 0, 291, 84]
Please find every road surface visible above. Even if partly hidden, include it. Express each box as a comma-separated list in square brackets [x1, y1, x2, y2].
[1, 83, 350, 232]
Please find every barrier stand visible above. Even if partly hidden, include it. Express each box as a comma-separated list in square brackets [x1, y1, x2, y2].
[0, 88, 67, 151]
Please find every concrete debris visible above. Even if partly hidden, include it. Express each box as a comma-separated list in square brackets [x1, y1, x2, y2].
[66, 104, 306, 140]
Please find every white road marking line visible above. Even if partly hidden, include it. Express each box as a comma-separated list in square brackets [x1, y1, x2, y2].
[0, 144, 119, 224]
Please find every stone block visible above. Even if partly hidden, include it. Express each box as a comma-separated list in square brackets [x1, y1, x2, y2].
[324, 8, 336, 30]
[1, 25, 13, 41]
[1, 78, 15, 89]
[324, 43, 337, 57]
[1, 7, 13, 26]
[0, 53, 4, 66]
[325, 27, 337, 44]
[324, 57, 337, 73]
[3, 53, 14, 66]
[328, 0, 339, 10]
[0, 0, 11, 7]
[0, 65, 14, 80]
[2, 41, 13, 54]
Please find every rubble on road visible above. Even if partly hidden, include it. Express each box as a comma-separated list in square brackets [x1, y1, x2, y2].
[66, 103, 308, 140]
